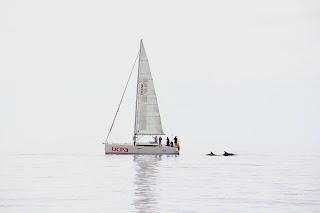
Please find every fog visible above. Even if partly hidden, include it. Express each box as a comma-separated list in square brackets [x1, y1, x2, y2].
[1, 0, 319, 155]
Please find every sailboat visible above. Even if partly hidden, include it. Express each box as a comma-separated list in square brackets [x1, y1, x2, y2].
[103, 40, 180, 154]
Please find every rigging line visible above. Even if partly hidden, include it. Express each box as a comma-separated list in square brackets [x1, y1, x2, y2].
[104, 52, 139, 144]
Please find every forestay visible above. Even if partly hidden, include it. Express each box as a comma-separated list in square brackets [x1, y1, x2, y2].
[134, 41, 164, 135]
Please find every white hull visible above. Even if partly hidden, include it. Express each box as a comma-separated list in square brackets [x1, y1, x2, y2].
[105, 144, 179, 155]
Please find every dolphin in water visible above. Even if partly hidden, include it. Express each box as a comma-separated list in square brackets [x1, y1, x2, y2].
[206, 152, 217, 156]
[223, 151, 235, 156]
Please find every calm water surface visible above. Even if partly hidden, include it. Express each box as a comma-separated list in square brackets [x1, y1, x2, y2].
[0, 153, 319, 212]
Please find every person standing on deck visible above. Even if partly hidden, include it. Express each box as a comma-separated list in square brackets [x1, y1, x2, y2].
[133, 134, 137, 146]
[159, 136, 162, 146]
[152, 136, 158, 144]
[166, 137, 170, 146]
[174, 136, 178, 146]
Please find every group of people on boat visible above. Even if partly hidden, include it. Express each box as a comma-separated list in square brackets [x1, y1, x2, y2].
[155, 136, 180, 150]
[165, 136, 180, 150]
[133, 134, 180, 150]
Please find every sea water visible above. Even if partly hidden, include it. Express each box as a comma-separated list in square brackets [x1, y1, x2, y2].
[0, 152, 319, 212]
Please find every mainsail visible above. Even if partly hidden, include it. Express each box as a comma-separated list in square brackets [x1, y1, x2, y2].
[134, 41, 164, 135]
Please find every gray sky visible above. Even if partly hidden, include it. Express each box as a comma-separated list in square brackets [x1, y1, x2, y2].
[0, 0, 319, 154]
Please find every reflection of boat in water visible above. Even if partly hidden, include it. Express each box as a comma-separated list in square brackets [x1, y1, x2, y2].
[132, 155, 162, 211]
[103, 40, 179, 155]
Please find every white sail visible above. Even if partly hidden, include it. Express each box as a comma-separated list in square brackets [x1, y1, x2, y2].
[134, 41, 164, 135]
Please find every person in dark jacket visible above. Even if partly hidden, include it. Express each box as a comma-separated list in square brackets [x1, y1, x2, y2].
[173, 136, 178, 147]
[170, 141, 173, 147]
[166, 137, 170, 146]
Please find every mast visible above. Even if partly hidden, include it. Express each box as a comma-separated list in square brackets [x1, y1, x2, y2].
[134, 39, 142, 135]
